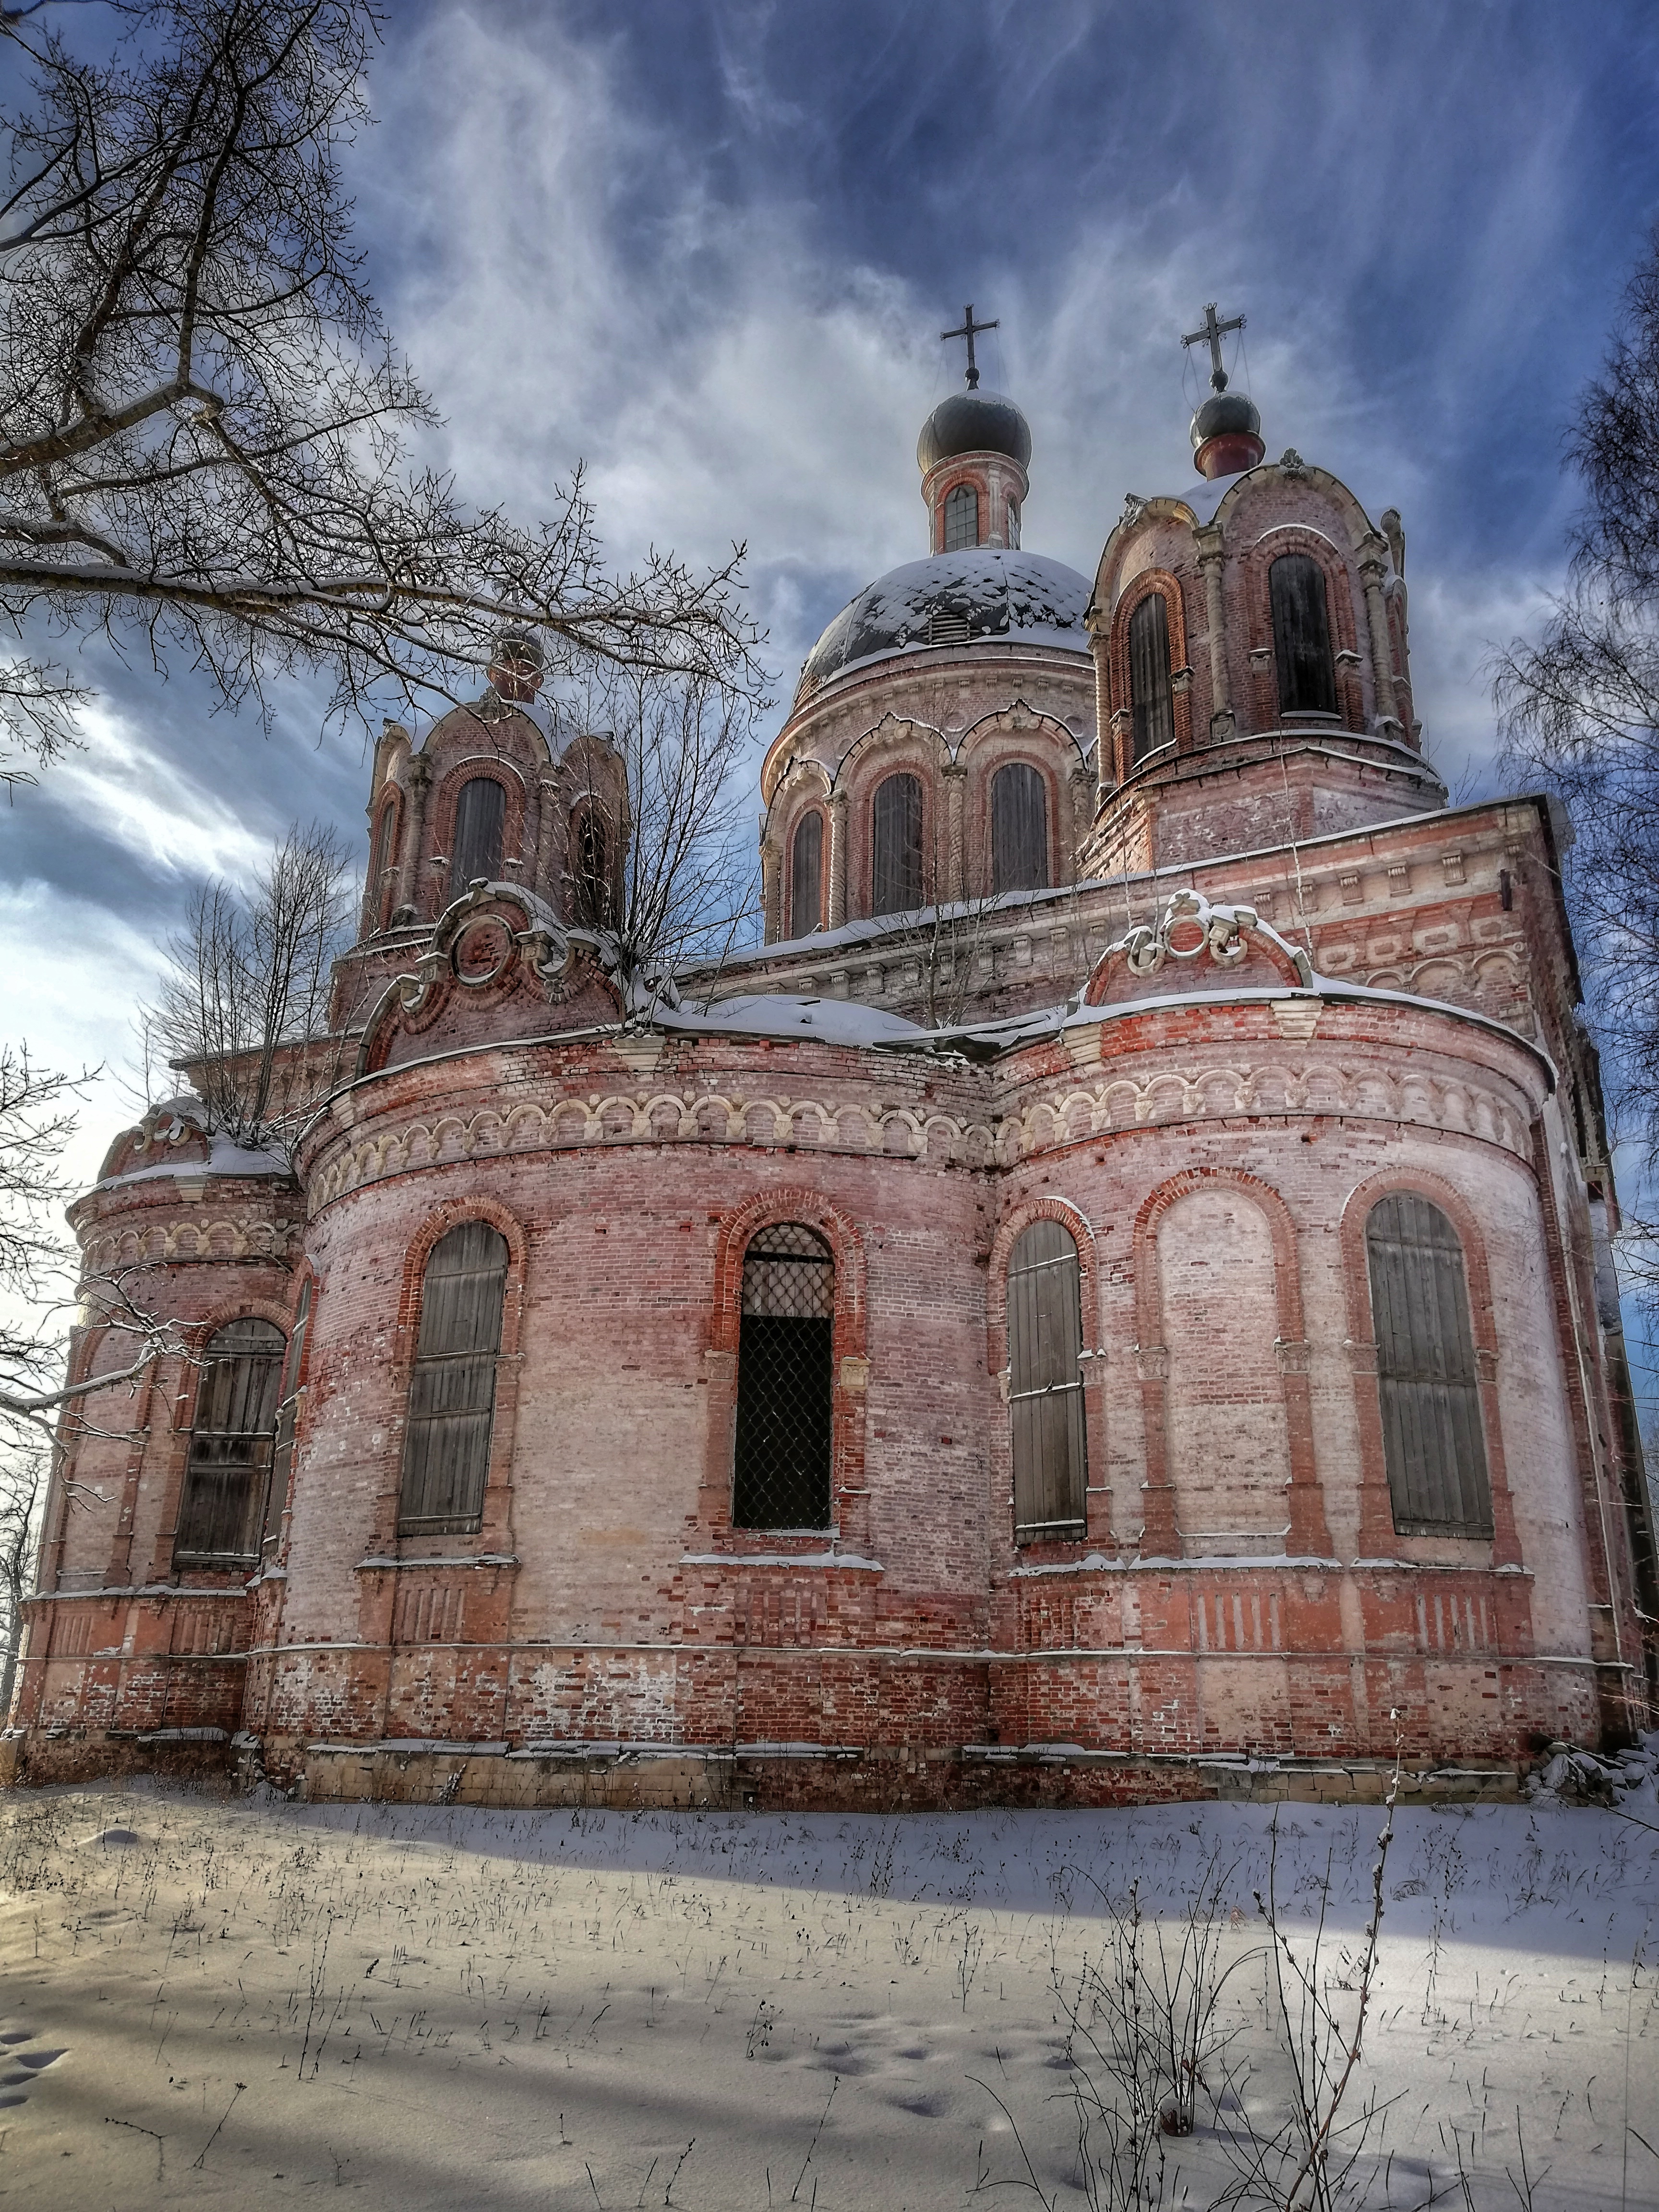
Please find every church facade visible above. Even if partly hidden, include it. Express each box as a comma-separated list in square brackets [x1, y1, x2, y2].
[11, 336, 1656, 1808]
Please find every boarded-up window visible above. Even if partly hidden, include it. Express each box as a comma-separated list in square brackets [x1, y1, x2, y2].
[398, 1221, 508, 1534]
[572, 806, 610, 929]
[1007, 1220, 1086, 1540]
[733, 1223, 834, 1531]
[1129, 592, 1175, 761]
[991, 762, 1048, 893]
[943, 482, 979, 551]
[175, 1319, 286, 1563]
[451, 776, 505, 887]
[366, 801, 397, 930]
[791, 811, 823, 936]
[871, 772, 923, 915]
[263, 1278, 313, 1551]
[1270, 553, 1338, 716]
[1366, 1193, 1492, 1536]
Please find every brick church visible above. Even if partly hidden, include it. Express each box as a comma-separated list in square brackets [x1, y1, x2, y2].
[12, 310, 1656, 1806]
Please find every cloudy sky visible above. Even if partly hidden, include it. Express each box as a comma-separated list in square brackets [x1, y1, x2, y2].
[5, 0, 1659, 1195]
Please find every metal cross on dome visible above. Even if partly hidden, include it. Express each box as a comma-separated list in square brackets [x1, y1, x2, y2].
[1182, 301, 1245, 393]
[941, 303, 998, 390]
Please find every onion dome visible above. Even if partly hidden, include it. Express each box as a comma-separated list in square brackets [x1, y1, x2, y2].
[917, 388, 1033, 472]
[795, 547, 1088, 704]
[1190, 389, 1264, 480]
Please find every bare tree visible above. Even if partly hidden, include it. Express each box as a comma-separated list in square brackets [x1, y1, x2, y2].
[0, 1041, 179, 1436]
[0, 0, 762, 791]
[138, 818, 356, 1156]
[0, 1442, 41, 1720]
[563, 669, 760, 998]
[1495, 226, 1659, 1309]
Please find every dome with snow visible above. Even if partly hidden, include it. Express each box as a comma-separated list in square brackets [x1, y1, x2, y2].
[794, 548, 1091, 703]
[916, 387, 1032, 472]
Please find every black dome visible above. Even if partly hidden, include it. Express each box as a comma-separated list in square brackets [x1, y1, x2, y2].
[1190, 389, 1262, 451]
[917, 389, 1032, 472]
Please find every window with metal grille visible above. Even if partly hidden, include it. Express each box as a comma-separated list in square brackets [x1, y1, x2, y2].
[1129, 592, 1175, 762]
[1366, 1192, 1492, 1536]
[263, 1278, 312, 1552]
[1270, 552, 1338, 716]
[791, 810, 823, 937]
[991, 762, 1048, 893]
[572, 806, 610, 929]
[1006, 497, 1021, 550]
[871, 771, 923, 915]
[175, 1319, 286, 1563]
[733, 1223, 834, 1531]
[399, 1221, 508, 1534]
[451, 775, 505, 886]
[943, 482, 979, 551]
[1007, 1220, 1086, 1540]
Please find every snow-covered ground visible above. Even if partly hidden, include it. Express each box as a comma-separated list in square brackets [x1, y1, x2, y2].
[0, 1780, 1654, 2210]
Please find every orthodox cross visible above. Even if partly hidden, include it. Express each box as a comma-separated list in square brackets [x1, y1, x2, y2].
[1182, 301, 1244, 393]
[941, 303, 998, 391]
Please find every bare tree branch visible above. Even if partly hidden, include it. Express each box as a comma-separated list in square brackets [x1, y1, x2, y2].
[0, 0, 765, 790]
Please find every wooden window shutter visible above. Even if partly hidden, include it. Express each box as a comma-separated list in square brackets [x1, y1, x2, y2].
[1129, 592, 1175, 761]
[871, 772, 923, 916]
[1269, 553, 1338, 716]
[175, 1319, 287, 1563]
[1366, 1193, 1493, 1536]
[790, 811, 823, 937]
[398, 1221, 509, 1535]
[451, 776, 505, 888]
[991, 762, 1049, 893]
[733, 1223, 834, 1532]
[1007, 1220, 1087, 1540]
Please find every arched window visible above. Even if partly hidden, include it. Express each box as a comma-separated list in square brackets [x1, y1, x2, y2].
[991, 762, 1048, 893]
[451, 775, 505, 887]
[1006, 1221, 1087, 1540]
[790, 811, 823, 937]
[871, 771, 923, 916]
[399, 1221, 509, 1534]
[1270, 553, 1338, 716]
[1365, 1193, 1493, 1536]
[365, 800, 397, 932]
[175, 1319, 287, 1563]
[1129, 592, 1175, 762]
[263, 1277, 313, 1553]
[572, 806, 610, 929]
[1006, 497, 1021, 550]
[943, 482, 979, 552]
[733, 1223, 834, 1530]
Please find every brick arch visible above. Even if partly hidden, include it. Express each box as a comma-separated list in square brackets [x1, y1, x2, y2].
[1131, 1167, 1328, 1558]
[701, 1189, 869, 1550]
[1243, 525, 1363, 734]
[155, 1295, 294, 1584]
[427, 759, 529, 896]
[986, 1195, 1111, 1549]
[837, 724, 950, 918]
[1338, 1166, 1519, 1565]
[1106, 569, 1193, 777]
[955, 721, 1075, 899]
[364, 788, 403, 935]
[375, 1196, 532, 1558]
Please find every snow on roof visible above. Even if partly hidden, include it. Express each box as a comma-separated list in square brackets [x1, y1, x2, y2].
[94, 1131, 293, 1192]
[796, 548, 1091, 702]
[661, 993, 929, 1048]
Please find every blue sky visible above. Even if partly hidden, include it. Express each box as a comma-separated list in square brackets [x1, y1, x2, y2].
[6, 0, 1659, 1190]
